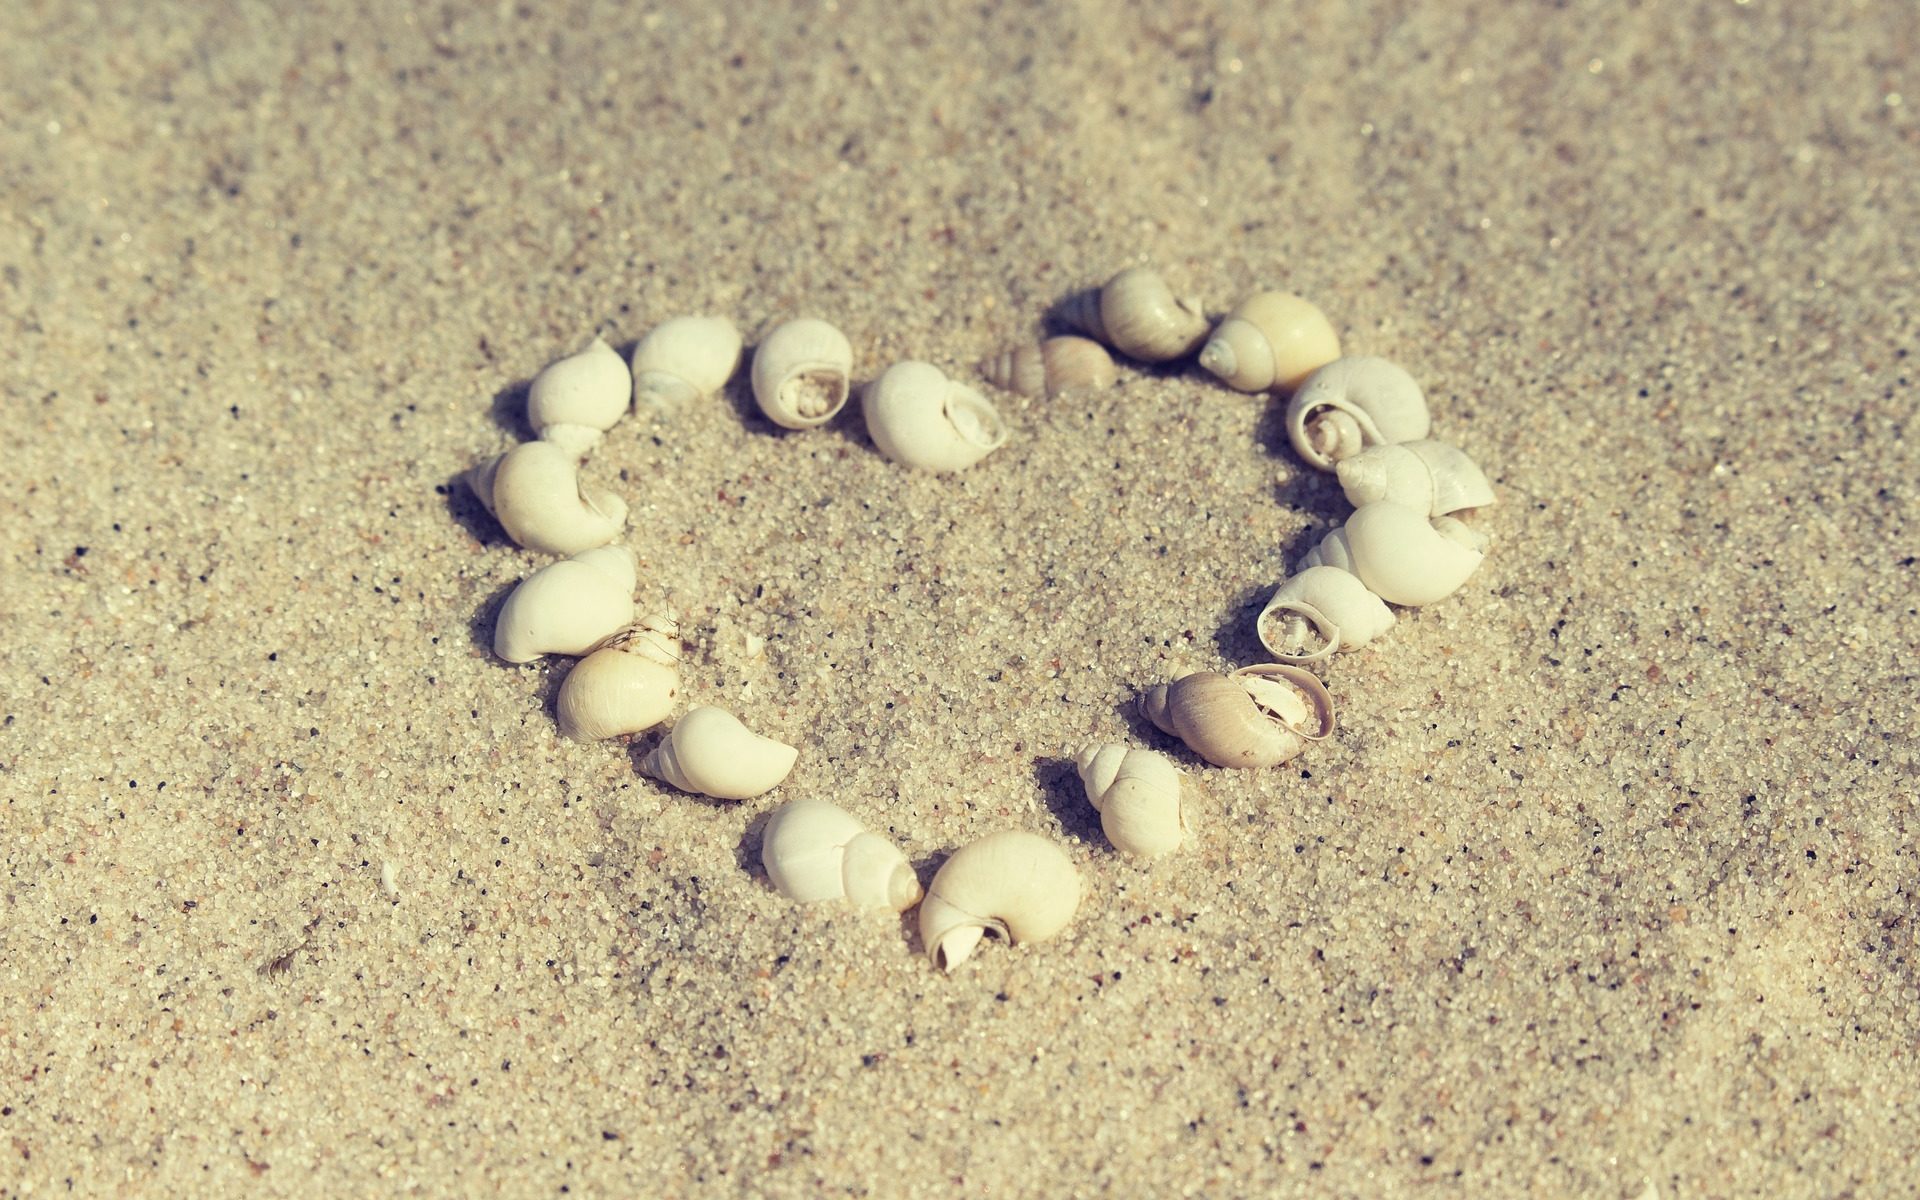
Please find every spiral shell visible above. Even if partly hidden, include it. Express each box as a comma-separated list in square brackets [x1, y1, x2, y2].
[1074, 743, 1189, 859]
[465, 440, 628, 556]
[918, 831, 1081, 972]
[760, 798, 923, 913]
[631, 316, 742, 415]
[1140, 664, 1335, 769]
[525, 337, 633, 455]
[979, 336, 1117, 399]
[1334, 440, 1495, 517]
[492, 545, 637, 664]
[1197, 292, 1341, 393]
[554, 615, 680, 740]
[1285, 356, 1432, 470]
[1302, 502, 1485, 607]
[862, 361, 1009, 473]
[640, 705, 798, 801]
[1255, 565, 1396, 664]
[751, 318, 854, 429]
[1061, 267, 1210, 363]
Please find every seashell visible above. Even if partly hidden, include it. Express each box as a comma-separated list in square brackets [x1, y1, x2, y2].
[750, 318, 854, 429]
[465, 440, 628, 556]
[525, 337, 633, 455]
[1061, 267, 1209, 363]
[1197, 292, 1340, 393]
[1255, 565, 1396, 664]
[640, 705, 798, 800]
[492, 545, 637, 664]
[1285, 356, 1432, 471]
[760, 798, 923, 913]
[555, 614, 681, 740]
[1335, 440, 1495, 517]
[862, 361, 1010, 473]
[1433, 514, 1492, 553]
[918, 830, 1080, 972]
[1140, 664, 1335, 769]
[979, 336, 1116, 399]
[1296, 525, 1355, 574]
[631, 316, 742, 415]
[1331, 501, 1485, 607]
[1074, 744, 1189, 859]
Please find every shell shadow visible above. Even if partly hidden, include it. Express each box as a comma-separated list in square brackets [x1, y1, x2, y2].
[487, 379, 536, 441]
[467, 579, 517, 655]
[1211, 580, 1274, 668]
[443, 468, 509, 547]
[734, 805, 776, 880]
[1032, 755, 1104, 846]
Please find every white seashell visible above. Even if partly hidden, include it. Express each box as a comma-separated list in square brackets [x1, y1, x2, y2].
[1256, 565, 1396, 664]
[525, 337, 633, 455]
[1285, 356, 1432, 471]
[1335, 440, 1495, 516]
[862, 361, 1010, 473]
[1140, 664, 1335, 769]
[555, 614, 681, 740]
[1197, 292, 1341, 393]
[1074, 744, 1189, 859]
[465, 440, 628, 556]
[1061, 267, 1209, 363]
[1338, 502, 1485, 606]
[979, 336, 1117, 399]
[1433, 514, 1492, 553]
[1297, 525, 1356, 574]
[760, 798, 923, 912]
[750, 318, 854, 429]
[918, 830, 1080, 972]
[631, 316, 742, 415]
[640, 705, 798, 800]
[492, 545, 637, 664]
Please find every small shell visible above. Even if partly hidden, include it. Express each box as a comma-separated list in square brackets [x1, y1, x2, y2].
[1140, 664, 1335, 769]
[1334, 501, 1485, 607]
[555, 614, 681, 740]
[1335, 440, 1495, 517]
[466, 440, 628, 556]
[525, 337, 633, 455]
[760, 798, 923, 913]
[750, 318, 854, 429]
[918, 831, 1080, 972]
[1197, 292, 1341, 393]
[862, 361, 1009, 473]
[1256, 565, 1396, 663]
[1062, 267, 1210, 363]
[640, 705, 798, 801]
[492, 545, 637, 664]
[631, 316, 743, 415]
[979, 336, 1117, 399]
[1074, 744, 1189, 859]
[1285, 356, 1432, 471]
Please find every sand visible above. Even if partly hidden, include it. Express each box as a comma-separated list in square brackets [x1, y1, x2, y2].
[2, 0, 1915, 1196]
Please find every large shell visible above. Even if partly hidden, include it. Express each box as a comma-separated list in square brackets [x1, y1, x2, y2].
[466, 440, 628, 556]
[1062, 267, 1209, 363]
[1197, 292, 1341, 393]
[1285, 356, 1432, 471]
[750, 318, 854, 429]
[1074, 744, 1189, 859]
[492, 545, 637, 664]
[918, 831, 1081, 972]
[554, 615, 681, 740]
[640, 705, 798, 800]
[862, 361, 1009, 473]
[631, 316, 743, 415]
[760, 798, 923, 913]
[979, 336, 1117, 399]
[1337, 501, 1485, 607]
[1255, 566, 1396, 664]
[1140, 664, 1335, 769]
[1335, 440, 1495, 516]
[525, 337, 633, 455]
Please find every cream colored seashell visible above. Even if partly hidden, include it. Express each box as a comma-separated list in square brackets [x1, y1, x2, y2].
[918, 830, 1080, 972]
[1256, 565, 1396, 664]
[862, 361, 1010, 473]
[1335, 440, 1495, 517]
[640, 705, 798, 800]
[1337, 502, 1485, 607]
[524, 337, 633, 455]
[1286, 356, 1432, 471]
[631, 316, 742, 415]
[1074, 744, 1189, 859]
[1197, 292, 1340, 393]
[1061, 267, 1209, 363]
[492, 545, 637, 664]
[1297, 525, 1356, 574]
[1140, 664, 1335, 769]
[466, 440, 628, 556]
[760, 798, 923, 912]
[555, 614, 681, 740]
[750, 318, 854, 429]
[979, 336, 1117, 399]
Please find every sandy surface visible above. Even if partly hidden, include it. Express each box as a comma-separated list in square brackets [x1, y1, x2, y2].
[3, 1, 1916, 1196]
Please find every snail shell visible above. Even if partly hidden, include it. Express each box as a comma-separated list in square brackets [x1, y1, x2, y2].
[750, 318, 854, 429]
[631, 316, 743, 415]
[465, 440, 628, 556]
[492, 545, 637, 664]
[1140, 664, 1335, 769]
[862, 361, 1010, 473]
[1335, 440, 1495, 517]
[918, 830, 1081, 972]
[1285, 356, 1432, 471]
[978, 336, 1117, 399]
[1255, 565, 1396, 664]
[1197, 292, 1341, 393]
[525, 336, 633, 455]
[640, 705, 798, 801]
[1314, 501, 1485, 607]
[554, 614, 681, 740]
[1061, 267, 1210, 363]
[1074, 743, 1189, 859]
[760, 798, 923, 913]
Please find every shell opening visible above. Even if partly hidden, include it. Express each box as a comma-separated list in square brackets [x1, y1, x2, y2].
[784, 370, 848, 421]
[1258, 603, 1339, 664]
[946, 389, 1008, 449]
[1234, 664, 1336, 740]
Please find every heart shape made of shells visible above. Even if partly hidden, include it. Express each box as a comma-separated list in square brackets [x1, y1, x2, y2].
[463, 266, 1496, 974]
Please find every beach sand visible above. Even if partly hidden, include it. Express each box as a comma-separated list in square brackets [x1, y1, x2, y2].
[2, 1, 1915, 1195]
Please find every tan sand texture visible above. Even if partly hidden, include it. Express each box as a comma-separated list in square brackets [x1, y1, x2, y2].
[2, 1, 1914, 1196]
